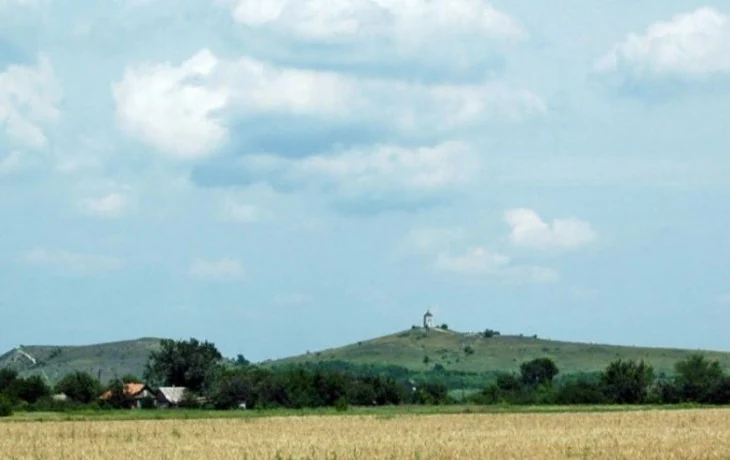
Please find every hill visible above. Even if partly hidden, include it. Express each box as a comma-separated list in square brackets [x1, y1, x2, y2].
[268, 328, 730, 376]
[0, 338, 162, 385]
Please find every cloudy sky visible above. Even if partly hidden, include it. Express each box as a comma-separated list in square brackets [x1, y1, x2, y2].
[1, 0, 729, 360]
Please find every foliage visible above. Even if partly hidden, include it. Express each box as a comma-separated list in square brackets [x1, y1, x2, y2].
[104, 379, 129, 409]
[121, 374, 142, 384]
[601, 359, 654, 404]
[520, 358, 559, 387]
[11, 375, 51, 404]
[483, 329, 501, 338]
[144, 338, 222, 392]
[674, 354, 724, 403]
[439, 324, 449, 330]
[464, 346, 475, 356]
[55, 372, 102, 404]
[0, 395, 12, 417]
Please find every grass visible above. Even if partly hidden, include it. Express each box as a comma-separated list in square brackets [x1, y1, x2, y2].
[0, 338, 161, 384]
[2, 408, 730, 459]
[1, 404, 708, 423]
[269, 328, 730, 375]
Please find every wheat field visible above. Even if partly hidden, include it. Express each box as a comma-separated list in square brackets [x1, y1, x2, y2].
[2, 409, 730, 459]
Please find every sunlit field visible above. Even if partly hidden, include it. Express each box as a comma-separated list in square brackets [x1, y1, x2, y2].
[3, 408, 730, 459]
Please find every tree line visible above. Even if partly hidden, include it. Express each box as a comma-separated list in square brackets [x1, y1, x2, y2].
[3, 338, 730, 416]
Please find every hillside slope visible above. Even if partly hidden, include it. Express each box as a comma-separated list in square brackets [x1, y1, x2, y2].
[0, 338, 162, 384]
[269, 328, 730, 375]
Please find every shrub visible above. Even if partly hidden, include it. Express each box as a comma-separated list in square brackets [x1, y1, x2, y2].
[464, 346, 475, 356]
[0, 396, 12, 417]
[483, 329, 501, 338]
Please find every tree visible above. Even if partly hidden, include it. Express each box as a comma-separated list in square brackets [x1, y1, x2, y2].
[235, 354, 250, 366]
[55, 372, 102, 404]
[121, 374, 142, 384]
[0, 395, 12, 417]
[674, 354, 724, 403]
[11, 375, 51, 404]
[483, 329, 501, 338]
[520, 358, 559, 386]
[0, 369, 18, 393]
[144, 338, 222, 393]
[104, 379, 129, 409]
[601, 359, 654, 404]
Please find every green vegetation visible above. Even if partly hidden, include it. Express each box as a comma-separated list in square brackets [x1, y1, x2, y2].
[144, 338, 222, 392]
[268, 328, 730, 376]
[0, 338, 161, 384]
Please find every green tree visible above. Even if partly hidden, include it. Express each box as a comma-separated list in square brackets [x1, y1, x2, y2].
[55, 372, 102, 404]
[104, 379, 129, 409]
[121, 374, 142, 384]
[520, 358, 559, 386]
[0, 369, 18, 393]
[601, 359, 654, 404]
[11, 375, 51, 404]
[674, 354, 724, 403]
[0, 395, 12, 417]
[144, 338, 222, 393]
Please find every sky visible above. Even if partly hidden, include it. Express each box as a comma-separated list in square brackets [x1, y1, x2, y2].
[1, 0, 729, 361]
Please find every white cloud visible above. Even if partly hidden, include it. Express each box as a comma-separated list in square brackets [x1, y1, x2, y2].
[79, 193, 130, 218]
[504, 208, 597, 251]
[22, 247, 124, 274]
[113, 49, 229, 159]
[240, 141, 478, 198]
[435, 247, 558, 283]
[222, 199, 260, 223]
[404, 227, 465, 255]
[223, 55, 545, 130]
[0, 150, 41, 175]
[114, 50, 544, 158]
[435, 247, 510, 275]
[189, 257, 245, 280]
[716, 294, 730, 305]
[0, 55, 62, 149]
[229, 0, 526, 44]
[595, 8, 730, 78]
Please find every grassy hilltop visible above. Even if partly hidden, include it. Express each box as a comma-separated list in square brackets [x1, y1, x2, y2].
[0, 338, 161, 384]
[268, 327, 730, 376]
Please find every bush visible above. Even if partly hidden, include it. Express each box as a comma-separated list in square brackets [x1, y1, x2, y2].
[55, 372, 103, 404]
[464, 346, 475, 356]
[483, 329, 501, 338]
[0, 396, 12, 417]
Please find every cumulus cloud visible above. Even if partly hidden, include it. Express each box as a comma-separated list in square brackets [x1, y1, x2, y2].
[235, 141, 477, 201]
[229, 0, 527, 45]
[79, 193, 130, 218]
[189, 257, 245, 280]
[404, 227, 465, 255]
[504, 208, 597, 251]
[595, 8, 730, 79]
[435, 247, 559, 283]
[222, 199, 261, 223]
[0, 55, 62, 149]
[22, 247, 124, 274]
[113, 50, 545, 159]
[716, 294, 730, 305]
[113, 50, 229, 160]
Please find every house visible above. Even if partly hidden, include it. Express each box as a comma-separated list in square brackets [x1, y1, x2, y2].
[155, 387, 188, 408]
[99, 383, 155, 409]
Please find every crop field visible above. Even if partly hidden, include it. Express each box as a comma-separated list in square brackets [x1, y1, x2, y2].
[2, 408, 730, 459]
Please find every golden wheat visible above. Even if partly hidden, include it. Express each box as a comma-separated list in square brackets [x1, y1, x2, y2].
[2, 409, 730, 459]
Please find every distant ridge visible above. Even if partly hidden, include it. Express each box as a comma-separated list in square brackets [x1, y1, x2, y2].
[0, 338, 163, 384]
[267, 328, 730, 375]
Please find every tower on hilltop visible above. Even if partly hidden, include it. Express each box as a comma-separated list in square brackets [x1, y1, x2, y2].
[423, 309, 434, 329]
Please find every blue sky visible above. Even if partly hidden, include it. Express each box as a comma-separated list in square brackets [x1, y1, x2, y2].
[1, 0, 729, 361]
